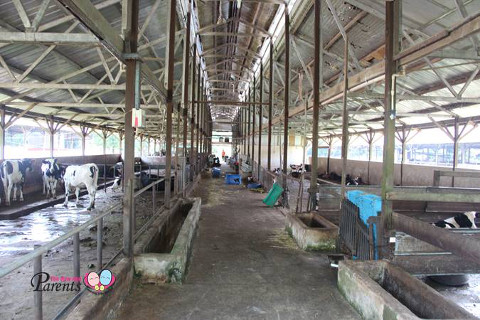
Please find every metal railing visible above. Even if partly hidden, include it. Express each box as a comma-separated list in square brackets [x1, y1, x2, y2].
[338, 199, 374, 260]
[0, 177, 167, 320]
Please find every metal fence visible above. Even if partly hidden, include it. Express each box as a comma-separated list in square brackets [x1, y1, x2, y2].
[0, 177, 169, 320]
[338, 199, 374, 260]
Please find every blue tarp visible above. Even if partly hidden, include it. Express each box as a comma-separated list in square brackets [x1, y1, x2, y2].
[346, 190, 382, 259]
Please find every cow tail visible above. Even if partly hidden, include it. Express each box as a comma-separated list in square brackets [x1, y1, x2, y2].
[90, 165, 99, 181]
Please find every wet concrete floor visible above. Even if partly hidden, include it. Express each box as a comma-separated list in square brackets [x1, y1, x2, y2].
[0, 187, 161, 320]
[116, 164, 360, 319]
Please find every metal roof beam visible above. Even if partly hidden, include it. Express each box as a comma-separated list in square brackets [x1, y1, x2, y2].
[0, 32, 99, 44]
[56, 0, 167, 100]
[0, 82, 125, 90]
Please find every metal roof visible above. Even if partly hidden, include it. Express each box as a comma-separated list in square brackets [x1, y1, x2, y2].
[0, 0, 478, 140]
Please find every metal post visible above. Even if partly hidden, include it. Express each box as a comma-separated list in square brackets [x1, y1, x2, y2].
[309, 0, 321, 209]
[367, 130, 374, 184]
[247, 90, 251, 161]
[252, 78, 256, 171]
[119, 132, 123, 155]
[183, 3, 190, 160]
[452, 117, 459, 187]
[340, 36, 349, 199]
[33, 244, 42, 320]
[165, 0, 176, 208]
[196, 63, 201, 174]
[258, 64, 263, 178]
[73, 232, 80, 280]
[103, 131, 108, 155]
[81, 131, 86, 157]
[122, 0, 139, 258]
[175, 104, 181, 194]
[49, 116, 55, 158]
[190, 44, 196, 180]
[381, 0, 401, 258]
[0, 105, 5, 161]
[268, 41, 273, 171]
[152, 183, 156, 214]
[97, 218, 103, 270]
[283, 9, 290, 192]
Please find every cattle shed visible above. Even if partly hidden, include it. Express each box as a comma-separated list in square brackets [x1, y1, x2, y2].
[1, 0, 480, 319]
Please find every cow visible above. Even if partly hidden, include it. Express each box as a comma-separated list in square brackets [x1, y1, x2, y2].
[433, 211, 479, 229]
[110, 177, 122, 192]
[41, 158, 64, 199]
[346, 174, 359, 186]
[63, 163, 99, 211]
[1, 159, 33, 206]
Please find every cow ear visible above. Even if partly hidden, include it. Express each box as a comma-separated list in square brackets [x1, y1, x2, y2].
[42, 160, 48, 164]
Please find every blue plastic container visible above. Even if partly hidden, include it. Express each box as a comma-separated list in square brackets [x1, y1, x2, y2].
[212, 167, 221, 178]
[225, 174, 241, 185]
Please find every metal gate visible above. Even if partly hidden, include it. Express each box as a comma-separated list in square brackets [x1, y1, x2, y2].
[338, 199, 373, 260]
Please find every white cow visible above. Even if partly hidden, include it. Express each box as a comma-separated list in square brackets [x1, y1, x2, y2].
[1, 159, 33, 206]
[41, 158, 64, 199]
[63, 163, 99, 211]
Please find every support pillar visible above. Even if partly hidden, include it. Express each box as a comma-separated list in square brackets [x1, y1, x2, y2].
[122, 0, 139, 258]
[380, 0, 401, 258]
[252, 78, 256, 169]
[0, 105, 5, 161]
[164, 0, 176, 208]
[258, 64, 263, 177]
[340, 36, 349, 199]
[190, 43, 196, 180]
[247, 89, 251, 161]
[267, 41, 273, 171]
[283, 9, 290, 195]
[196, 63, 201, 173]
[182, 2, 191, 159]
[309, 0, 322, 210]
[452, 117, 459, 187]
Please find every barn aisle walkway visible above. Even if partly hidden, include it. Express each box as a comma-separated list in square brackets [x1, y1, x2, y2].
[116, 164, 360, 319]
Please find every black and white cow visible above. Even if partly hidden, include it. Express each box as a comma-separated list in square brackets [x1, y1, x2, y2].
[63, 163, 99, 211]
[1, 159, 33, 206]
[433, 211, 479, 229]
[41, 158, 64, 199]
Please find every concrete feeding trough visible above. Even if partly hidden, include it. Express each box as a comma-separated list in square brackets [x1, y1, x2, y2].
[134, 198, 201, 283]
[286, 213, 338, 251]
[338, 260, 476, 320]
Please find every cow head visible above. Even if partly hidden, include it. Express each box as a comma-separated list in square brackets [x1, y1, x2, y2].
[42, 158, 61, 175]
[22, 159, 33, 172]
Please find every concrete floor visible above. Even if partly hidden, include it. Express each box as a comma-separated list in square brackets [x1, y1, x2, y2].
[116, 164, 360, 320]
